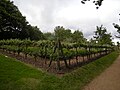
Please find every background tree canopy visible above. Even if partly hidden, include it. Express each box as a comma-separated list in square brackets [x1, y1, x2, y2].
[93, 25, 113, 45]
[54, 26, 87, 43]
[113, 23, 120, 38]
[0, 0, 44, 40]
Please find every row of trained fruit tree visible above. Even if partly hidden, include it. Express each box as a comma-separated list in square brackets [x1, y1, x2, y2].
[0, 39, 113, 70]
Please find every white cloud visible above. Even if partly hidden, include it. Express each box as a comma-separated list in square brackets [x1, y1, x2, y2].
[11, 0, 120, 43]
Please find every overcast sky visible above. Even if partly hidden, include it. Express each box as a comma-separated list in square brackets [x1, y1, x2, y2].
[11, 0, 120, 43]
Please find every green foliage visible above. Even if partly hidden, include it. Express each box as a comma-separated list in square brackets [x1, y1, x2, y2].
[0, 38, 113, 73]
[26, 25, 45, 40]
[54, 26, 87, 43]
[113, 23, 120, 38]
[0, 0, 28, 39]
[0, 39, 113, 61]
[54, 26, 65, 41]
[54, 26, 72, 42]
[72, 30, 86, 43]
[94, 25, 113, 45]
[116, 42, 120, 50]
[44, 32, 55, 41]
[0, 0, 44, 40]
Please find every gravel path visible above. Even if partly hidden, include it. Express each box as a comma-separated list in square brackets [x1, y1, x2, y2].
[83, 55, 120, 90]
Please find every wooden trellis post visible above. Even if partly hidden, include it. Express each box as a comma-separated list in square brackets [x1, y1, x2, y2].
[48, 38, 68, 70]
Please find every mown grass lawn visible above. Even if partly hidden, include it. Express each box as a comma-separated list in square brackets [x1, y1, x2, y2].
[0, 52, 119, 90]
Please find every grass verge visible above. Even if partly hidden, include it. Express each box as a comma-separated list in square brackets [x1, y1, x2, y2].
[0, 52, 119, 90]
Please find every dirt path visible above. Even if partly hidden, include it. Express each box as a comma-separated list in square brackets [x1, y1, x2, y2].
[83, 55, 120, 90]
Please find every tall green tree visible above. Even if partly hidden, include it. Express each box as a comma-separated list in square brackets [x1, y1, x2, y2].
[54, 26, 65, 41]
[0, 0, 29, 39]
[54, 26, 72, 42]
[0, 0, 44, 40]
[89, 38, 96, 44]
[72, 30, 86, 43]
[113, 23, 120, 38]
[63, 29, 72, 42]
[27, 25, 44, 40]
[94, 25, 113, 45]
[43, 32, 55, 41]
[117, 42, 120, 49]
